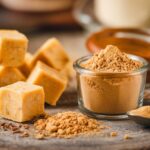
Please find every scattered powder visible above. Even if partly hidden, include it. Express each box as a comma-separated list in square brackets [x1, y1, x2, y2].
[110, 131, 118, 137]
[123, 134, 132, 140]
[130, 106, 150, 118]
[34, 111, 105, 139]
[0, 121, 30, 138]
[83, 45, 143, 72]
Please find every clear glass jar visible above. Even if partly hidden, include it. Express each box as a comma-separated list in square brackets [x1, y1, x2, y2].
[73, 54, 149, 120]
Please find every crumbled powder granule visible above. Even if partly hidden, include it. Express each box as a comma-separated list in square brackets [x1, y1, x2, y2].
[34, 111, 105, 139]
[110, 131, 118, 137]
[0, 121, 30, 138]
[83, 45, 143, 72]
[123, 134, 132, 140]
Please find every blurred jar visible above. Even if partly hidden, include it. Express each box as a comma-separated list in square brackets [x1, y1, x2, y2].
[1, 0, 74, 12]
[94, 0, 150, 28]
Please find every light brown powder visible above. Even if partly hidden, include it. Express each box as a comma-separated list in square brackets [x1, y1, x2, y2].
[110, 131, 118, 137]
[130, 106, 150, 118]
[34, 111, 105, 139]
[123, 134, 132, 140]
[83, 45, 142, 72]
[79, 45, 144, 114]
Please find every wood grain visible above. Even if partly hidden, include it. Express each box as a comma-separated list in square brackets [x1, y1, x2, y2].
[0, 106, 149, 150]
[0, 31, 149, 150]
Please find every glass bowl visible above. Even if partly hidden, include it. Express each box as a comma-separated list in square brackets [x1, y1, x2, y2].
[73, 54, 149, 120]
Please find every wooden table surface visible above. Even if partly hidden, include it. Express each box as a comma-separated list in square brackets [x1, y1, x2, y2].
[0, 106, 150, 150]
[27, 30, 88, 59]
[0, 31, 150, 150]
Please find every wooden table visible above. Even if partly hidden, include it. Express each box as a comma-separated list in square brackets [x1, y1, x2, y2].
[0, 31, 150, 150]
[0, 106, 150, 150]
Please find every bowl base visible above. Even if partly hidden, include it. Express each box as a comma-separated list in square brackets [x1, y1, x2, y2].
[78, 101, 129, 120]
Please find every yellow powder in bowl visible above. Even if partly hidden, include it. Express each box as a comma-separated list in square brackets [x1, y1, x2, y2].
[79, 45, 145, 114]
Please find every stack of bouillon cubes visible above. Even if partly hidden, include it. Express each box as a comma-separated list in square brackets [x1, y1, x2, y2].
[0, 30, 74, 122]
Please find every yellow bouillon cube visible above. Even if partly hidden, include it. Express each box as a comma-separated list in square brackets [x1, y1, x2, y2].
[0, 81, 44, 122]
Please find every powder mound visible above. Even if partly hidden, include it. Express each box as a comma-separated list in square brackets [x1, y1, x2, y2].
[34, 111, 104, 139]
[83, 45, 143, 72]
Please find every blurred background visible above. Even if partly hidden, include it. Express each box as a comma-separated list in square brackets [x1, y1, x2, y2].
[0, 0, 150, 62]
[0, 0, 85, 59]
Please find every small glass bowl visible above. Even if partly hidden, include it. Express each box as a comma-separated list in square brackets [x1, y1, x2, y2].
[73, 54, 149, 120]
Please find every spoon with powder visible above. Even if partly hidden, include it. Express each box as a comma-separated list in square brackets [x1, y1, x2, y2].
[144, 87, 150, 105]
[128, 106, 150, 127]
